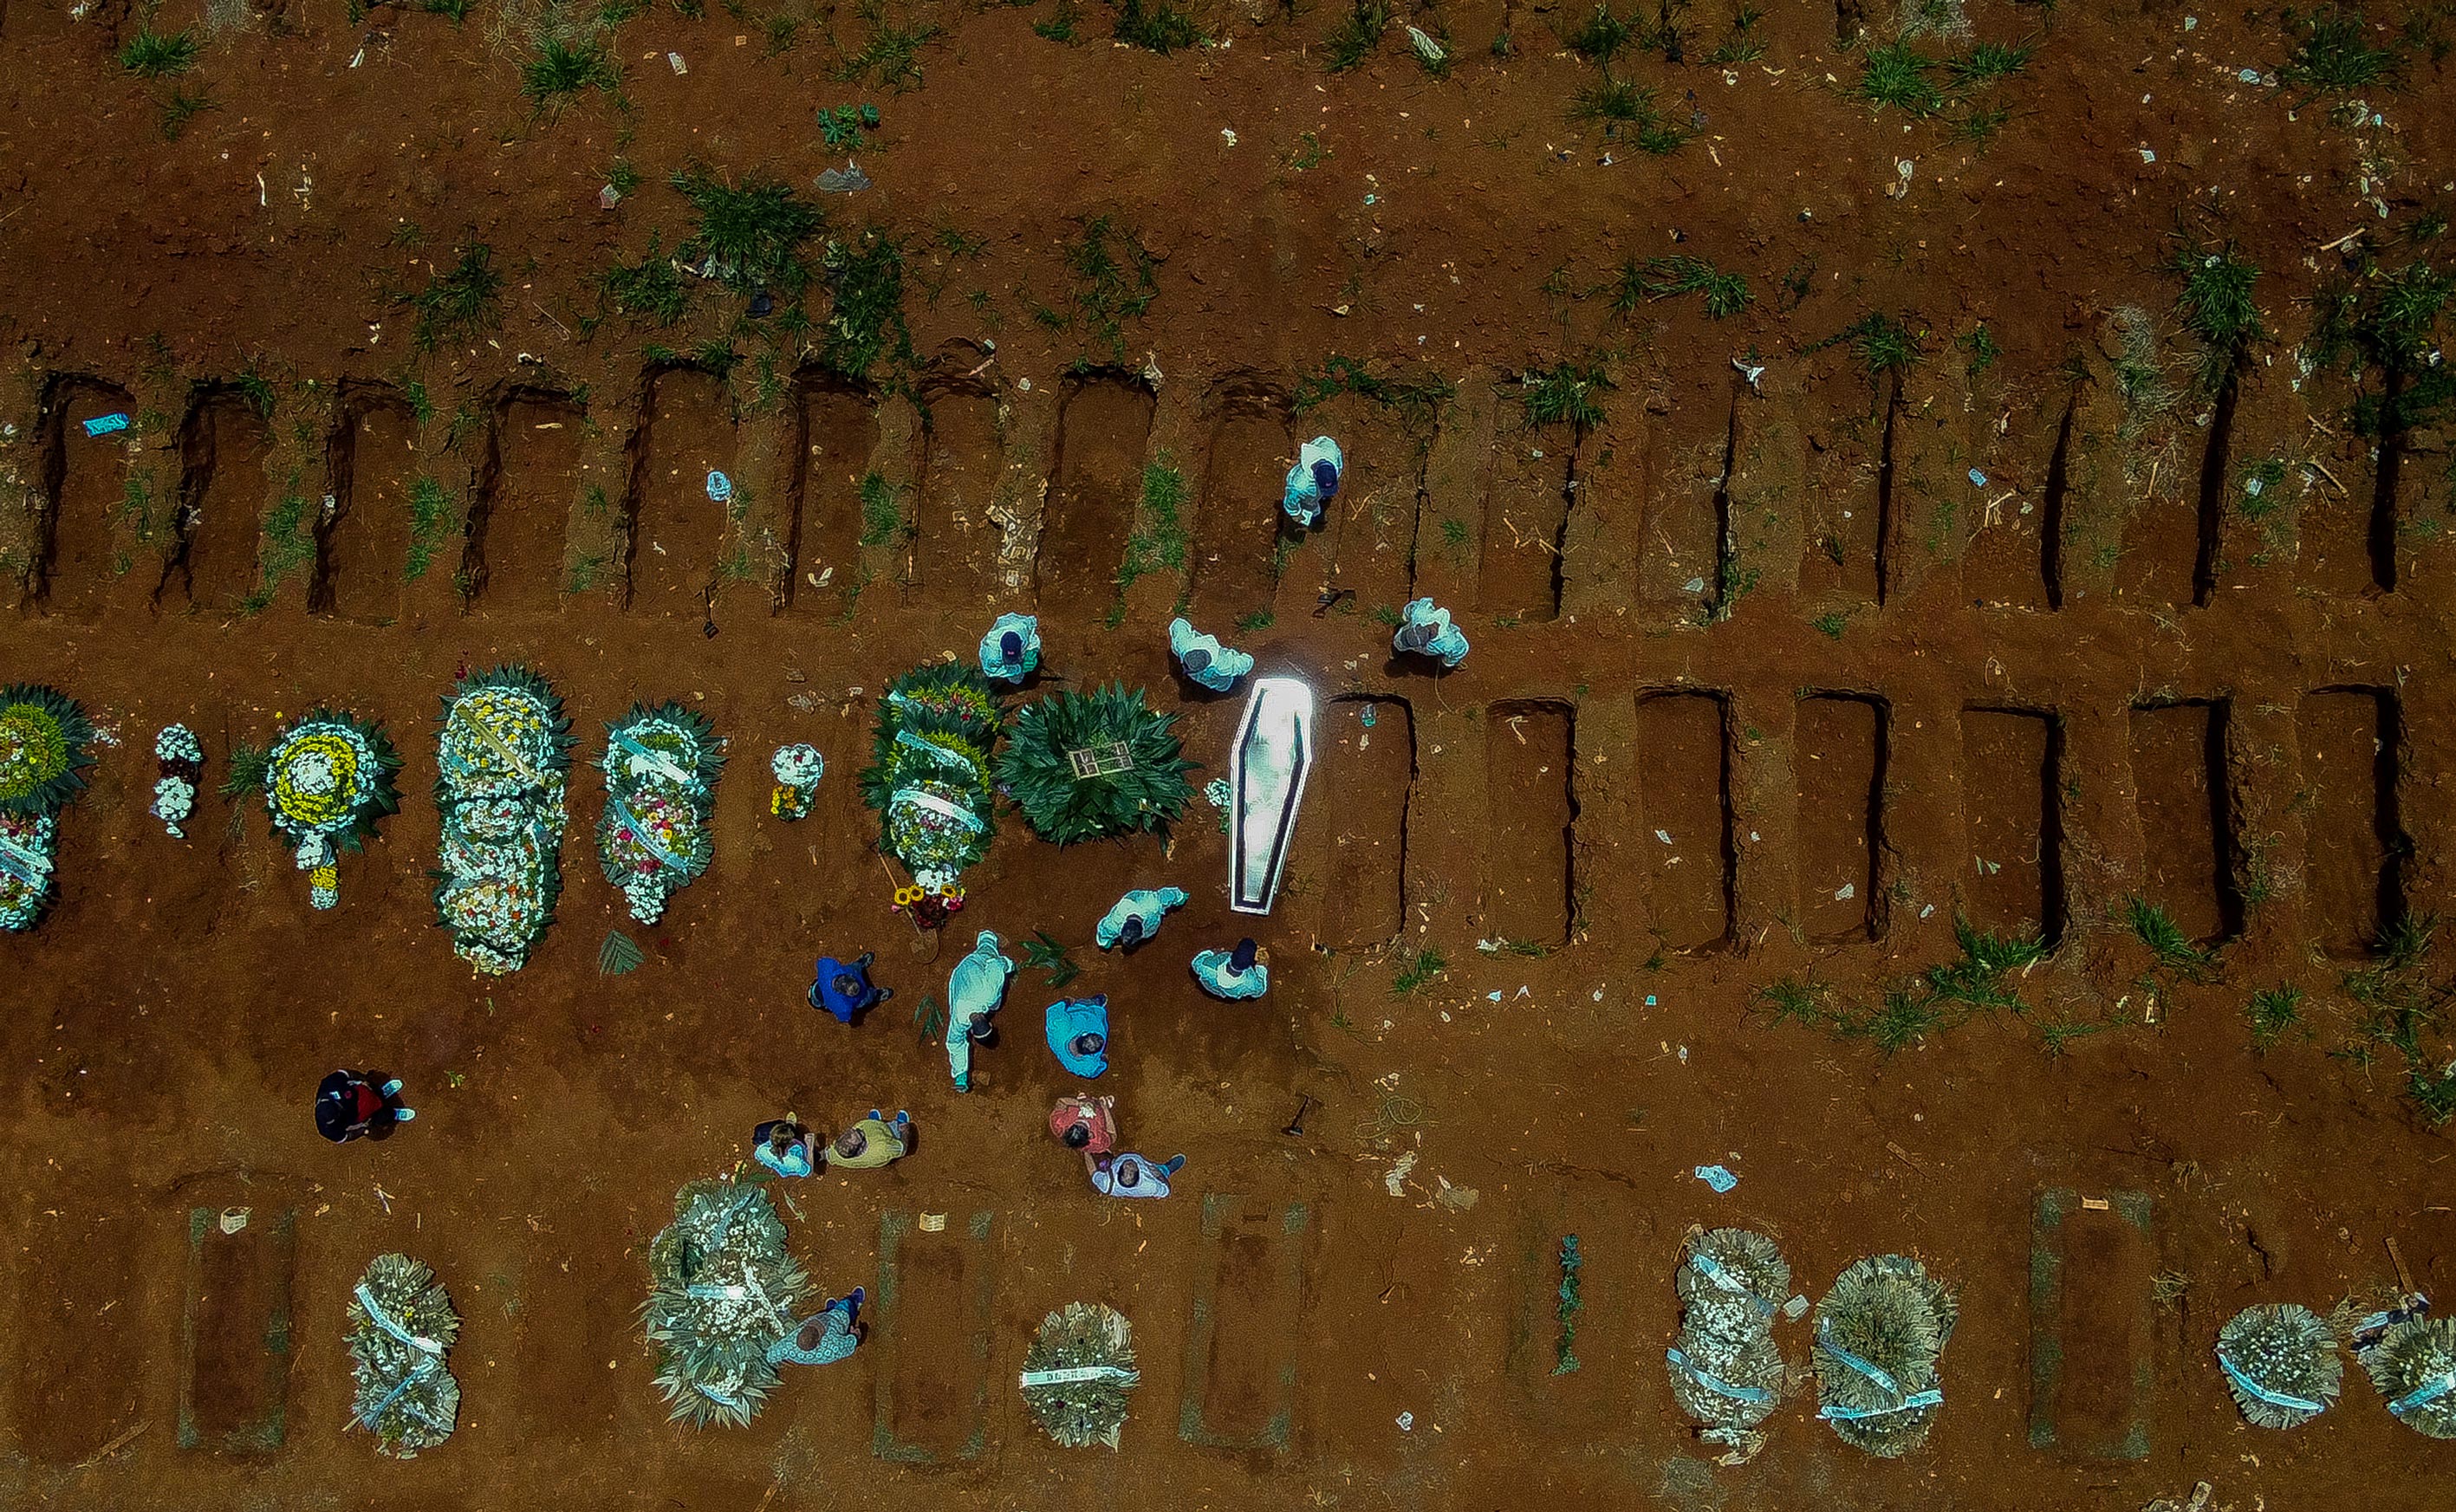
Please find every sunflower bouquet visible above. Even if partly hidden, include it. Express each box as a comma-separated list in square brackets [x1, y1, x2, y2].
[597, 703, 724, 925]
[0, 684, 95, 931]
[264, 711, 403, 908]
[769, 743, 824, 821]
[434, 666, 572, 974]
[861, 662, 1002, 927]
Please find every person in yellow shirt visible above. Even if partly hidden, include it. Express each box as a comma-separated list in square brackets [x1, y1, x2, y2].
[825, 1108, 913, 1171]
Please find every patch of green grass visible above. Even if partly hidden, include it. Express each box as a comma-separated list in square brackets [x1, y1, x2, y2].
[820, 228, 914, 380]
[835, 0, 940, 92]
[404, 477, 452, 581]
[1234, 609, 1274, 633]
[1288, 130, 1331, 172]
[2310, 250, 2454, 438]
[1118, 455, 1189, 592]
[1564, 3, 1631, 65]
[1620, 255, 1752, 319]
[406, 243, 504, 352]
[1825, 311, 1925, 379]
[1571, 78, 1691, 152]
[257, 491, 315, 593]
[1114, 0, 1203, 52]
[1044, 216, 1160, 363]
[1371, 602, 1401, 626]
[1703, 3, 1765, 65]
[2171, 240, 2266, 393]
[1518, 360, 1613, 432]
[1439, 516, 1471, 548]
[220, 739, 272, 803]
[1855, 41, 1947, 116]
[1391, 945, 1446, 995]
[1946, 40, 2033, 84]
[1757, 917, 2048, 1056]
[600, 233, 688, 326]
[2125, 895, 2208, 974]
[2237, 456, 2290, 522]
[2334, 912, 2454, 1125]
[672, 168, 825, 296]
[119, 27, 200, 78]
[1958, 323, 2001, 375]
[159, 86, 216, 140]
[1035, 0, 1083, 42]
[2279, 5, 2406, 100]
[1292, 354, 1453, 421]
[1811, 609, 1848, 638]
[856, 470, 904, 546]
[1324, 0, 1392, 70]
[2246, 985, 2307, 1052]
[522, 37, 618, 112]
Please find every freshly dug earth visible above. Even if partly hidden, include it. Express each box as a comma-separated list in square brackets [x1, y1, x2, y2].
[2, 3, 2454, 1509]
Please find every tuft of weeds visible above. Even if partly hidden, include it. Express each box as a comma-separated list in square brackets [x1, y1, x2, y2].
[2309, 247, 2454, 438]
[2246, 985, 2307, 1052]
[1855, 41, 1948, 116]
[406, 243, 504, 352]
[522, 37, 618, 112]
[1117, 454, 1189, 593]
[815, 102, 882, 151]
[672, 168, 825, 296]
[1292, 354, 1453, 423]
[1565, 3, 1631, 65]
[2125, 895, 2208, 975]
[1517, 359, 1613, 433]
[1570, 77, 1691, 152]
[1958, 322, 2002, 375]
[1946, 39, 2033, 84]
[2170, 239, 2266, 394]
[1702, 2, 1764, 65]
[1391, 945, 1446, 995]
[1757, 916, 2048, 1055]
[1114, 0, 1203, 52]
[119, 27, 201, 78]
[2278, 5, 2407, 101]
[404, 477, 452, 581]
[1046, 216, 1161, 364]
[1621, 255, 1753, 319]
[159, 86, 216, 140]
[2333, 912, 2453, 1125]
[856, 470, 904, 547]
[220, 739, 272, 803]
[835, 0, 941, 92]
[1035, 0, 1082, 42]
[1023, 929, 1081, 990]
[1325, 0, 1392, 72]
[819, 227, 914, 381]
[599, 233, 689, 326]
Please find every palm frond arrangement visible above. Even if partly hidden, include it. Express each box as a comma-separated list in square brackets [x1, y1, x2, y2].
[2216, 1302, 2340, 1430]
[346, 1253, 462, 1458]
[597, 702, 724, 924]
[434, 666, 572, 974]
[997, 684, 1195, 845]
[861, 662, 1003, 925]
[640, 1178, 810, 1429]
[265, 709, 403, 908]
[1812, 1253, 1957, 1457]
[0, 684, 94, 931]
[2360, 1315, 2456, 1439]
[1667, 1228, 1790, 1444]
[1020, 1302, 1139, 1450]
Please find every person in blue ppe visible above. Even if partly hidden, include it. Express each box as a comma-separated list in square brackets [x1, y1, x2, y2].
[1191, 938, 1269, 1000]
[1282, 437, 1343, 529]
[978, 612, 1041, 685]
[944, 930, 1015, 1092]
[768, 1287, 866, 1367]
[1096, 886, 1187, 950]
[1044, 995, 1111, 1078]
[751, 1118, 820, 1178]
[809, 951, 893, 1023]
[1392, 597, 1469, 669]
[1088, 1151, 1185, 1199]
[1168, 617, 1255, 693]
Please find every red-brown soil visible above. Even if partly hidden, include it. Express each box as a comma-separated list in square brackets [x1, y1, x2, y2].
[3, 3, 2455, 1509]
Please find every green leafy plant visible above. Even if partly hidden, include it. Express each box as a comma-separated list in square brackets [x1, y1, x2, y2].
[2246, 985, 2306, 1052]
[599, 929, 646, 975]
[1518, 360, 1613, 432]
[816, 102, 882, 150]
[672, 169, 825, 296]
[820, 228, 913, 380]
[1326, 0, 1392, 70]
[1946, 40, 2033, 84]
[1035, 0, 1083, 42]
[857, 471, 903, 546]
[835, 0, 940, 91]
[997, 685, 1197, 844]
[1855, 41, 1947, 116]
[2279, 5, 2406, 101]
[119, 28, 201, 78]
[1552, 1235, 1584, 1374]
[1117, 456, 1188, 593]
[1571, 77, 1691, 152]
[2171, 240, 2266, 394]
[1114, 0, 1203, 52]
[600, 233, 689, 326]
[1391, 944, 1446, 995]
[1565, 3, 1630, 65]
[404, 477, 453, 581]
[1024, 929, 1081, 989]
[2126, 896, 2209, 974]
[1043, 217, 1160, 363]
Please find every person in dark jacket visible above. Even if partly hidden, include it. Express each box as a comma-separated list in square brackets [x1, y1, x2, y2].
[315, 1070, 414, 1144]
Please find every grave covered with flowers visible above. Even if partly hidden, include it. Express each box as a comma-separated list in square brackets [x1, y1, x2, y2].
[597, 702, 724, 925]
[0, 684, 96, 932]
[434, 666, 573, 974]
[264, 710, 403, 909]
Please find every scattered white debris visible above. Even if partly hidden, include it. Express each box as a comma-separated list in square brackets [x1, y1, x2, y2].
[1654, 829, 1674, 844]
[1732, 356, 1765, 393]
[1220, 128, 1238, 146]
[1385, 1150, 1418, 1197]
[667, 51, 687, 73]
[1835, 883, 1855, 901]
[1396, 1411, 1415, 1431]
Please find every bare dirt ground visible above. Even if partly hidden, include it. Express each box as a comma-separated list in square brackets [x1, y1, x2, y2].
[3, 0, 2455, 1508]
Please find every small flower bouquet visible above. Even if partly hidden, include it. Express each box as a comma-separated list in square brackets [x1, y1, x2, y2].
[151, 724, 203, 838]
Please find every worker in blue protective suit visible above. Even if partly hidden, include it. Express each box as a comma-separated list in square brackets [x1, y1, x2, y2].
[1044, 995, 1111, 1078]
[978, 612, 1041, 685]
[1168, 617, 1255, 693]
[944, 930, 1015, 1091]
[1282, 437, 1343, 528]
[1392, 597, 1469, 669]
[1191, 937, 1269, 1000]
[1096, 886, 1187, 950]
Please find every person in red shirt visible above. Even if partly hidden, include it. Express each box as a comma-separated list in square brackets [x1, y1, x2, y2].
[1049, 1093, 1117, 1156]
[315, 1069, 414, 1144]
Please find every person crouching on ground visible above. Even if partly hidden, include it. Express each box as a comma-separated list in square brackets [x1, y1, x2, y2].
[768, 1287, 866, 1368]
[315, 1069, 414, 1144]
[809, 951, 893, 1023]
[1088, 1149, 1185, 1198]
[1050, 1093, 1119, 1156]
[752, 1117, 820, 1178]
[826, 1109, 913, 1171]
